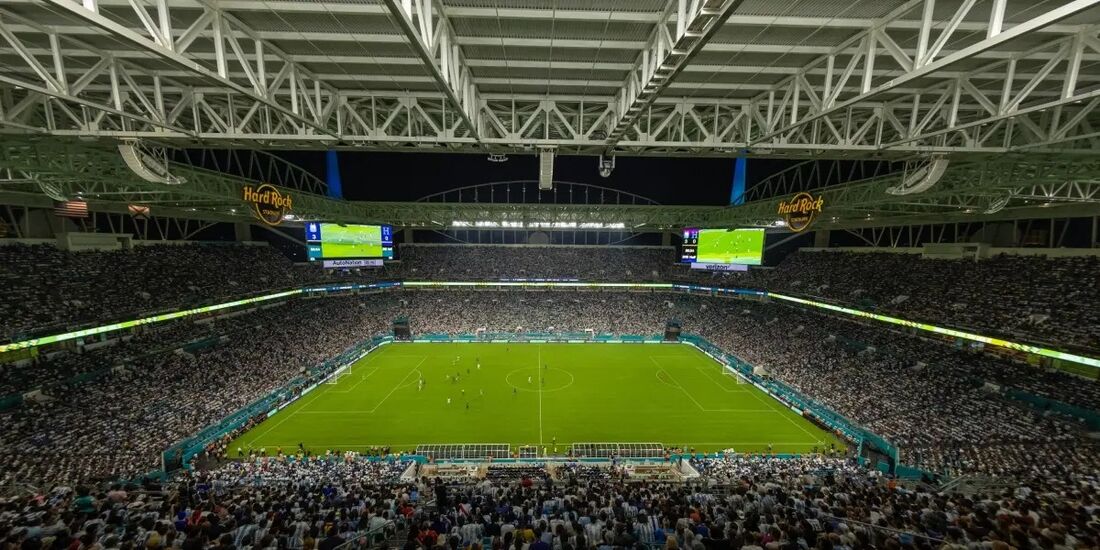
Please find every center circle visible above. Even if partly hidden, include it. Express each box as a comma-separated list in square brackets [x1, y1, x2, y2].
[504, 367, 575, 393]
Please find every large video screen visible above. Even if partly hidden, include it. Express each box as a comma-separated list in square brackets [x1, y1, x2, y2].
[305, 223, 394, 263]
[681, 227, 764, 265]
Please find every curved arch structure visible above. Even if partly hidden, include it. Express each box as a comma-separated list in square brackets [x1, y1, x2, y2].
[417, 181, 660, 206]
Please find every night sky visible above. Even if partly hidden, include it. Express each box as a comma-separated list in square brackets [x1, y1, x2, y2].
[274, 151, 798, 205]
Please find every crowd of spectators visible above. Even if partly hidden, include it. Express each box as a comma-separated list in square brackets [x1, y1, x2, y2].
[0, 320, 224, 398]
[557, 464, 615, 483]
[0, 296, 391, 487]
[3, 454, 1097, 550]
[379, 246, 675, 283]
[197, 455, 412, 487]
[6, 242, 1097, 353]
[2, 241, 1099, 516]
[738, 251, 1100, 352]
[4, 286, 1096, 491]
[0, 243, 684, 341]
[0, 244, 310, 340]
[484, 466, 550, 483]
[665, 297, 1099, 477]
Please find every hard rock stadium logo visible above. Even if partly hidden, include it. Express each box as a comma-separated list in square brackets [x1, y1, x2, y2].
[242, 183, 293, 226]
[777, 192, 824, 232]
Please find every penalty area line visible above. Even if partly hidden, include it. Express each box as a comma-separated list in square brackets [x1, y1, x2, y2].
[367, 357, 427, 413]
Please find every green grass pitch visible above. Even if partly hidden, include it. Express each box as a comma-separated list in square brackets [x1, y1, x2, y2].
[230, 343, 843, 455]
[696, 229, 764, 265]
[318, 224, 383, 258]
[319, 241, 384, 259]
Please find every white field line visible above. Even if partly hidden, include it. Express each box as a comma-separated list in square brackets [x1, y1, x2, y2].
[368, 357, 428, 413]
[537, 344, 543, 446]
[650, 357, 707, 412]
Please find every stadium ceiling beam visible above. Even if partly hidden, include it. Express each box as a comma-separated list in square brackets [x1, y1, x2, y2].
[7, 60, 1089, 96]
[5, 139, 1099, 231]
[748, 0, 1100, 147]
[606, 0, 744, 149]
[2, 62, 1090, 103]
[380, 0, 481, 142]
[739, 23, 1100, 154]
[877, 27, 1100, 152]
[0, 9, 199, 137]
[666, 157, 1100, 227]
[9, 0, 1092, 36]
[816, 201, 1100, 231]
[0, 189, 245, 224]
[8, 22, 1100, 61]
[36, 0, 341, 142]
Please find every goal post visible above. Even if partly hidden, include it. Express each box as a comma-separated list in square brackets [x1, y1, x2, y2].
[723, 368, 750, 385]
[325, 366, 350, 385]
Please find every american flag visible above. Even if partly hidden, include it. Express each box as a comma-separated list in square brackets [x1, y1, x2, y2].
[128, 204, 151, 219]
[54, 200, 88, 218]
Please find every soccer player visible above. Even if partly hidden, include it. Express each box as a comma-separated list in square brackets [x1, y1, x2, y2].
[527, 376, 532, 384]
[461, 389, 465, 397]
[513, 387, 517, 396]
[465, 401, 470, 411]
[447, 398, 451, 405]
[480, 389, 484, 397]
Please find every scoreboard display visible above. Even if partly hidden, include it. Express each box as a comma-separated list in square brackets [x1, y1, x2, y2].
[680, 227, 764, 266]
[680, 228, 701, 263]
[305, 223, 394, 266]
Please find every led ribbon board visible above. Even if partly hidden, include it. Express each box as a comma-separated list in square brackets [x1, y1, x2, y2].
[0, 289, 302, 353]
[3, 282, 1097, 371]
[402, 281, 673, 289]
[768, 292, 1100, 369]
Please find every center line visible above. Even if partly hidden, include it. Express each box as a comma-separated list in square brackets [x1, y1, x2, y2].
[537, 344, 543, 448]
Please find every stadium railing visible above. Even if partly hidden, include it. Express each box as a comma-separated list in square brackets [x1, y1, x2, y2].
[328, 520, 399, 550]
[1004, 388, 1100, 429]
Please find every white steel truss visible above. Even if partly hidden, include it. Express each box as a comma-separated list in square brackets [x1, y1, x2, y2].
[606, 0, 743, 148]
[743, 0, 1100, 155]
[380, 0, 480, 141]
[0, 0, 1097, 158]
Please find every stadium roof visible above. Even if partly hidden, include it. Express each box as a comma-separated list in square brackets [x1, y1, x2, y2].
[1, 0, 1099, 158]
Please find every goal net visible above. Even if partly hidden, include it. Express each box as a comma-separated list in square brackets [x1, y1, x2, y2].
[724, 369, 750, 385]
[325, 367, 350, 385]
